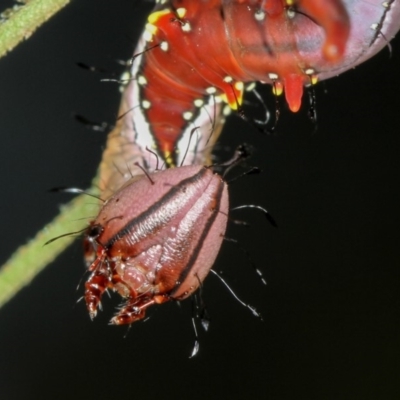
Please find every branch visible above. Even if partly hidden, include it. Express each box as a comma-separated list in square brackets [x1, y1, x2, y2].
[0, 0, 78, 309]
[0, 189, 100, 308]
[0, 0, 70, 59]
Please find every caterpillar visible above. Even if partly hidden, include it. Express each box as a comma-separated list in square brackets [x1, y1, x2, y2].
[85, 23, 231, 323]
[82, 0, 400, 325]
[106, 0, 400, 172]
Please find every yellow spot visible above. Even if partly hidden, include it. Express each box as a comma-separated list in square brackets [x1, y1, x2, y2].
[311, 74, 318, 85]
[218, 82, 244, 110]
[230, 82, 244, 110]
[164, 151, 175, 168]
[148, 9, 171, 24]
[272, 81, 283, 96]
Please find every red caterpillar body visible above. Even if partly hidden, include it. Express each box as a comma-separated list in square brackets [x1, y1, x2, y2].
[131, 0, 400, 166]
[83, 0, 400, 325]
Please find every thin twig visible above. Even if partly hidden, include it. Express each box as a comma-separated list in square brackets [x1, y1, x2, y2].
[0, 0, 70, 59]
[0, 0, 75, 309]
[0, 190, 99, 308]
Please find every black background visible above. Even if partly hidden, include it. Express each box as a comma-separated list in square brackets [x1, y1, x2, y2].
[0, 1, 399, 399]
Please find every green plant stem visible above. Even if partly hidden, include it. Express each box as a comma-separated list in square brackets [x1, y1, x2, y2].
[0, 0, 76, 309]
[0, 0, 70, 58]
[0, 191, 98, 308]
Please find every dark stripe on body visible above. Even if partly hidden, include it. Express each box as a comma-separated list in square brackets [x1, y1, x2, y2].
[169, 179, 225, 297]
[105, 168, 208, 249]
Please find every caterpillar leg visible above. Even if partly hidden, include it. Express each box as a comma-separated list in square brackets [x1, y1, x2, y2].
[84, 255, 111, 319]
[110, 296, 159, 325]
